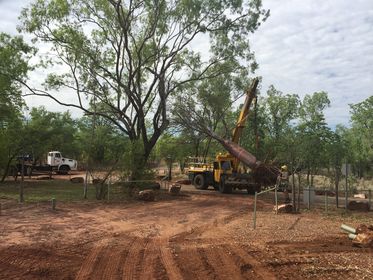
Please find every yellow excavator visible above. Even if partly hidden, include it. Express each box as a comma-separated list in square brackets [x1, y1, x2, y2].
[187, 78, 261, 194]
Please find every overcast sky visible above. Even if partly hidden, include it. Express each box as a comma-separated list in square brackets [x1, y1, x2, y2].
[1, 0, 372, 127]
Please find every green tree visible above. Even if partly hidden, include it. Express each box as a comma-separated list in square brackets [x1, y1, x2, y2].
[172, 73, 247, 159]
[348, 96, 373, 177]
[0, 112, 25, 182]
[0, 33, 34, 182]
[25, 107, 79, 162]
[0, 33, 34, 119]
[261, 86, 299, 161]
[19, 0, 269, 178]
[297, 91, 332, 185]
[240, 85, 299, 162]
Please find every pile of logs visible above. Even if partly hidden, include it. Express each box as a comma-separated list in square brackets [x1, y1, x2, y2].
[341, 224, 373, 247]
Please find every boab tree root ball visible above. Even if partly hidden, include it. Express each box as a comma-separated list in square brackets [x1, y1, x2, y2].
[253, 164, 280, 187]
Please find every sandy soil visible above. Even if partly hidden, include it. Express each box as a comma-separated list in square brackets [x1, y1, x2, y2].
[0, 188, 372, 280]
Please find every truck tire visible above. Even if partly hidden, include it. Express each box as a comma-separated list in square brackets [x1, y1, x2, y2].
[219, 175, 232, 194]
[193, 174, 208, 190]
[57, 165, 70, 175]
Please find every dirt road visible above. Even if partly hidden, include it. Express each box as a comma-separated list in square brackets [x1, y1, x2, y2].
[0, 189, 372, 279]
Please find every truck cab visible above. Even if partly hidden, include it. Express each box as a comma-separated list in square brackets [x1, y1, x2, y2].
[48, 151, 77, 174]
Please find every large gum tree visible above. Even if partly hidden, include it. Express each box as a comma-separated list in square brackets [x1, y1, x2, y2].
[19, 0, 269, 178]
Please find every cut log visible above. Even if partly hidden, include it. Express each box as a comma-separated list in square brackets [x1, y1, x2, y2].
[352, 232, 373, 248]
[36, 176, 52, 180]
[138, 190, 155, 201]
[274, 203, 293, 213]
[70, 177, 84, 183]
[353, 193, 367, 199]
[169, 184, 181, 195]
[347, 201, 370, 211]
[92, 178, 103, 185]
[356, 224, 373, 234]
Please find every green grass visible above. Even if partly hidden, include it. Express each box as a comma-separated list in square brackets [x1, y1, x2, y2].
[0, 180, 98, 202]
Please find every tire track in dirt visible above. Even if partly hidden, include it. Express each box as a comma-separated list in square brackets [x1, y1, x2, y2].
[224, 244, 276, 280]
[75, 242, 108, 280]
[99, 237, 135, 280]
[159, 238, 183, 280]
[196, 247, 219, 279]
[174, 244, 211, 279]
[139, 238, 159, 280]
[122, 237, 148, 280]
[203, 245, 243, 279]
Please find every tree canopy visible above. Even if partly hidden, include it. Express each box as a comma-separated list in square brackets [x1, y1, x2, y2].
[19, 0, 269, 176]
[0, 33, 34, 120]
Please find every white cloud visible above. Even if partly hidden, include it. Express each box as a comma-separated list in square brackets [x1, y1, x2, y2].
[251, 0, 373, 127]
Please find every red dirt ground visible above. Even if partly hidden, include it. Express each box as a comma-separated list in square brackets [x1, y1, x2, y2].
[0, 188, 372, 279]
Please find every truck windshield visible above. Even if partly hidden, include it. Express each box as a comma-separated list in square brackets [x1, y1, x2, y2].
[55, 153, 61, 158]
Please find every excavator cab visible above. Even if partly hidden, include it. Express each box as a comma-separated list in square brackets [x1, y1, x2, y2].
[213, 160, 231, 182]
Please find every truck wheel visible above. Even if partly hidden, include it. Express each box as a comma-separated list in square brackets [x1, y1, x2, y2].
[219, 175, 232, 194]
[193, 174, 208, 190]
[58, 165, 70, 175]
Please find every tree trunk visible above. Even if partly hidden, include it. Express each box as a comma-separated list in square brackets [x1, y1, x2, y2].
[1, 157, 14, 182]
[203, 137, 212, 160]
[130, 143, 149, 181]
[291, 162, 296, 212]
[19, 157, 25, 203]
[194, 139, 200, 157]
[297, 173, 301, 211]
[306, 167, 310, 186]
[335, 167, 339, 208]
[1, 152, 18, 183]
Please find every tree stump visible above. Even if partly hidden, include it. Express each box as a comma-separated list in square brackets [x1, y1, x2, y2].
[169, 184, 181, 195]
[348, 201, 370, 211]
[138, 190, 155, 201]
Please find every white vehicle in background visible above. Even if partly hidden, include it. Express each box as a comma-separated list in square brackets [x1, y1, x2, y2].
[48, 151, 78, 174]
[13, 151, 78, 176]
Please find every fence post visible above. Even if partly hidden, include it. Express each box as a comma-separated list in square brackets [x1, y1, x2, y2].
[308, 186, 311, 210]
[253, 192, 257, 229]
[275, 187, 278, 215]
[324, 189, 328, 213]
[107, 178, 110, 201]
[51, 198, 56, 210]
[369, 190, 372, 210]
[345, 163, 348, 212]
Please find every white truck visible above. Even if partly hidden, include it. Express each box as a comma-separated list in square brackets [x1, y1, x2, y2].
[14, 151, 78, 176]
[47, 151, 78, 174]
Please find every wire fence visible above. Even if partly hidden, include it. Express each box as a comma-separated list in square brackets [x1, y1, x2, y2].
[254, 186, 372, 212]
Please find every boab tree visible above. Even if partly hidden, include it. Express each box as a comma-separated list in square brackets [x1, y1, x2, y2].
[19, 0, 269, 178]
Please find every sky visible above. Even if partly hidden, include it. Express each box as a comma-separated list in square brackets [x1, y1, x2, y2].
[0, 0, 372, 127]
